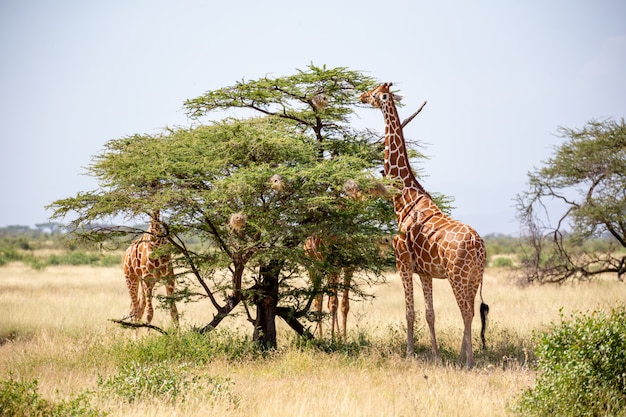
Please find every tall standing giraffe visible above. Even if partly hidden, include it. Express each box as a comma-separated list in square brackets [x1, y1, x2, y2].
[303, 234, 353, 339]
[123, 211, 179, 326]
[360, 83, 488, 367]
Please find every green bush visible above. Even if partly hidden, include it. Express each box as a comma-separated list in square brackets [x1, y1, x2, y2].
[98, 360, 235, 404]
[96, 331, 241, 405]
[18, 251, 122, 269]
[98, 361, 201, 403]
[0, 375, 104, 417]
[0, 246, 22, 266]
[47, 252, 101, 266]
[514, 306, 626, 416]
[107, 329, 260, 366]
[491, 256, 514, 268]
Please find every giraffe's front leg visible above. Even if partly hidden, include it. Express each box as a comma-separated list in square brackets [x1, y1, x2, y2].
[165, 275, 179, 327]
[328, 272, 340, 339]
[313, 291, 324, 338]
[420, 275, 440, 363]
[399, 266, 415, 357]
[394, 235, 415, 357]
[340, 267, 353, 340]
[142, 279, 155, 325]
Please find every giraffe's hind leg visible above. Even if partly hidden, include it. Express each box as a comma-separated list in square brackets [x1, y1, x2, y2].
[313, 292, 324, 338]
[449, 276, 479, 368]
[125, 273, 142, 322]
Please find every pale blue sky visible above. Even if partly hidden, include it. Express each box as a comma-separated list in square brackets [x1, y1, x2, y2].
[1, 0, 625, 235]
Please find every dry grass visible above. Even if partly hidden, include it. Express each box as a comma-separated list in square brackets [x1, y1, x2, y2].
[1, 262, 625, 416]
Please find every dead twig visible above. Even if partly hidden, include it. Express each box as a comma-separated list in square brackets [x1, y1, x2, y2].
[401, 100, 428, 129]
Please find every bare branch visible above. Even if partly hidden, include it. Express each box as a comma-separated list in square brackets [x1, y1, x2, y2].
[401, 101, 428, 129]
[110, 319, 168, 334]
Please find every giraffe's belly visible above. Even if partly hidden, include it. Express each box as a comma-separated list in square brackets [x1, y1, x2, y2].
[414, 262, 447, 279]
[411, 237, 448, 278]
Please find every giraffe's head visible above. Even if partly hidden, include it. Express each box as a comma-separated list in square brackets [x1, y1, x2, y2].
[148, 211, 166, 237]
[359, 82, 401, 108]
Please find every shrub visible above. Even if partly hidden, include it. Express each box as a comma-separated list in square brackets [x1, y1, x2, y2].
[0, 375, 104, 417]
[47, 252, 101, 266]
[20, 251, 122, 269]
[0, 246, 22, 266]
[491, 256, 514, 268]
[513, 306, 626, 416]
[96, 331, 241, 405]
[98, 361, 199, 403]
[98, 361, 235, 404]
[107, 329, 260, 366]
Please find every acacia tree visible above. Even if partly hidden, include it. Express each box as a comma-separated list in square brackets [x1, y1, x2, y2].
[50, 65, 404, 348]
[516, 118, 626, 283]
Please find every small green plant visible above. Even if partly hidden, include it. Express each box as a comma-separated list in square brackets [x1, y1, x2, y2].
[513, 306, 626, 416]
[0, 375, 104, 417]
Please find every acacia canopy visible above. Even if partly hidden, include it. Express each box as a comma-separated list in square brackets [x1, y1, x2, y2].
[50, 65, 410, 347]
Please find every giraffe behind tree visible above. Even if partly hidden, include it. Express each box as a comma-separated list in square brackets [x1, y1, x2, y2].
[304, 234, 353, 340]
[360, 82, 488, 368]
[123, 211, 179, 327]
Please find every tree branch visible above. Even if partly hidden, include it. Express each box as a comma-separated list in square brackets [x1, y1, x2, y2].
[110, 319, 168, 334]
[401, 101, 428, 129]
[277, 307, 314, 340]
[198, 297, 241, 334]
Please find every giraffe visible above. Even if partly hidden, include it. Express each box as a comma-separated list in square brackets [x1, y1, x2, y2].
[303, 234, 353, 340]
[123, 211, 179, 327]
[360, 83, 488, 368]
[270, 172, 355, 340]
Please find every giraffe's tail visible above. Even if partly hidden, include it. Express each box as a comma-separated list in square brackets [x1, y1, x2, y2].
[479, 280, 489, 351]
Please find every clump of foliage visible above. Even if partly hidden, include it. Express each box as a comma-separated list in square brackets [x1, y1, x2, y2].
[98, 331, 242, 405]
[514, 306, 626, 416]
[490, 257, 514, 268]
[0, 247, 120, 269]
[0, 246, 22, 266]
[0, 375, 104, 417]
[98, 361, 232, 404]
[107, 329, 261, 365]
[483, 234, 523, 255]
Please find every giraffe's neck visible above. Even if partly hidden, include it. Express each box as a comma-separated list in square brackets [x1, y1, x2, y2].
[381, 100, 431, 204]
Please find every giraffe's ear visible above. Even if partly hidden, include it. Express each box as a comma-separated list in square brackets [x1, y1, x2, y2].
[392, 93, 404, 102]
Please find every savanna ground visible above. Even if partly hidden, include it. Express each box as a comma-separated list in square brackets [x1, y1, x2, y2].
[1, 257, 625, 416]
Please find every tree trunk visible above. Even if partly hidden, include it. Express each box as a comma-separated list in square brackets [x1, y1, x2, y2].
[252, 259, 282, 349]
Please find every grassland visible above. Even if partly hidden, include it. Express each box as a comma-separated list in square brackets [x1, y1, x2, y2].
[1, 261, 625, 416]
